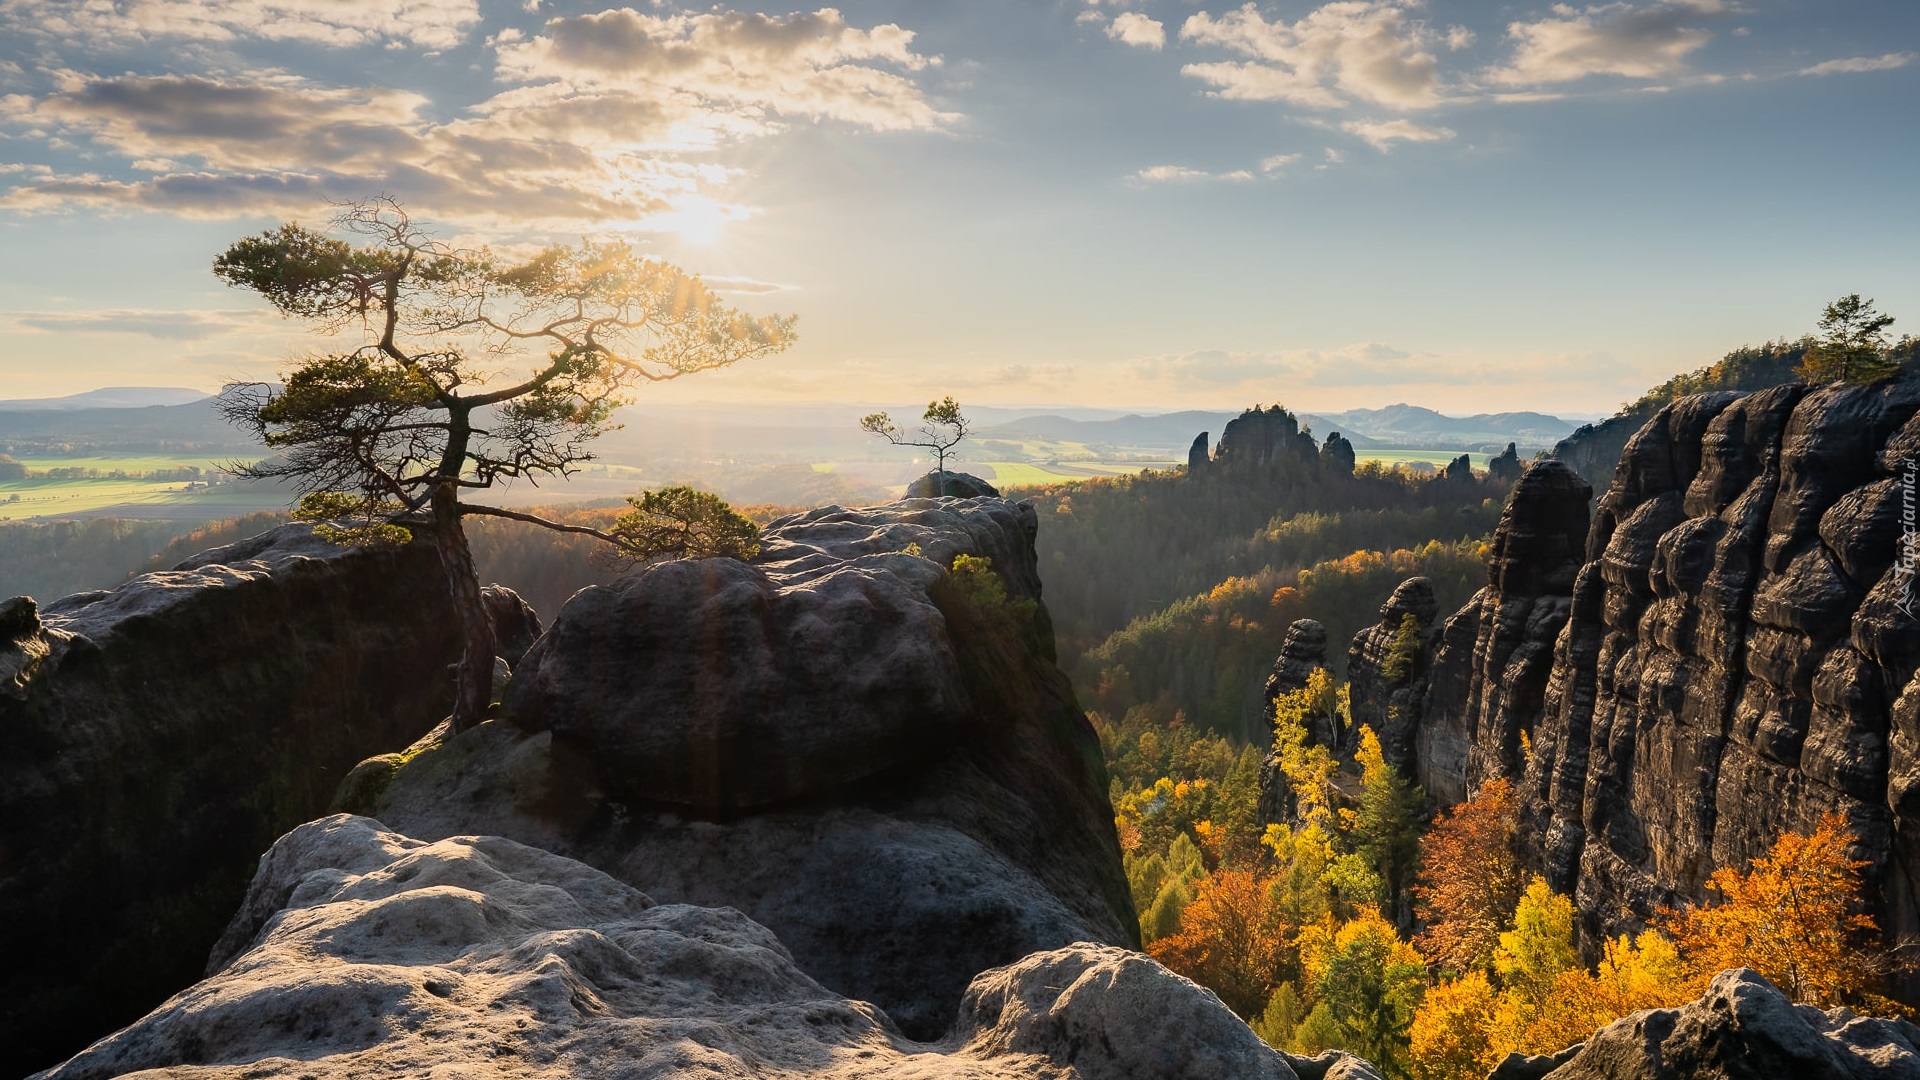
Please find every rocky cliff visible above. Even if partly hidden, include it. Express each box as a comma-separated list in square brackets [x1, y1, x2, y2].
[1348, 577, 1441, 770]
[0, 525, 480, 1074]
[1417, 380, 1920, 982]
[341, 497, 1139, 1041]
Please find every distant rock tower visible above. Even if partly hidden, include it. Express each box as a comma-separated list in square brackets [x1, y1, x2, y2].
[1187, 432, 1210, 476]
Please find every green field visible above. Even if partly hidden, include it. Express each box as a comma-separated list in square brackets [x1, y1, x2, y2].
[4, 454, 237, 474]
[979, 460, 1178, 487]
[1354, 449, 1489, 470]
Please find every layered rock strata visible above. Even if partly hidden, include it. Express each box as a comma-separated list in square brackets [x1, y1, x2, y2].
[36, 815, 1334, 1080]
[1422, 380, 1920, 980]
[0, 525, 475, 1074]
[350, 498, 1137, 1041]
[1417, 462, 1591, 807]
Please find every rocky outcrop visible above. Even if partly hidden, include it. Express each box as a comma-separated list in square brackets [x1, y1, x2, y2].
[1418, 461, 1591, 807]
[482, 583, 543, 667]
[351, 498, 1137, 1041]
[1264, 619, 1330, 723]
[1188, 431, 1211, 475]
[1321, 432, 1356, 478]
[35, 815, 1310, 1080]
[1216, 405, 1317, 470]
[907, 470, 1000, 498]
[1416, 380, 1920, 982]
[1523, 968, 1920, 1079]
[1524, 381, 1920, 955]
[1347, 577, 1440, 769]
[1550, 412, 1647, 494]
[0, 525, 478, 1075]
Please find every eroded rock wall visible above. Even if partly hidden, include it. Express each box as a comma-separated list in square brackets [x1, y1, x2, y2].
[1426, 380, 1920, 977]
[0, 525, 469, 1074]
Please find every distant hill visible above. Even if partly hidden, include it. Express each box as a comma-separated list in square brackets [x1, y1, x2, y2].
[979, 405, 1578, 453]
[0, 397, 249, 453]
[1297, 404, 1577, 451]
[0, 387, 210, 411]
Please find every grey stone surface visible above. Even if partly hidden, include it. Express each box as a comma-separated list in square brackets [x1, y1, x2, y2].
[1537, 968, 1920, 1080]
[34, 816, 1306, 1080]
[367, 499, 1137, 1041]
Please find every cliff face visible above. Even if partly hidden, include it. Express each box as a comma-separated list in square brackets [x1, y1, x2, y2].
[351, 498, 1137, 1041]
[1423, 380, 1920, 975]
[0, 525, 471, 1075]
[1347, 577, 1440, 769]
[1417, 462, 1591, 807]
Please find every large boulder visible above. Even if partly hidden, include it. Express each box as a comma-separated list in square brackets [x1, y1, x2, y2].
[354, 498, 1138, 1041]
[906, 470, 1000, 498]
[1532, 968, 1920, 1079]
[35, 815, 1324, 1080]
[0, 524, 483, 1075]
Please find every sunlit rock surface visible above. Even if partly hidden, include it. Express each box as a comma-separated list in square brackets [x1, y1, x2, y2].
[36, 815, 1318, 1080]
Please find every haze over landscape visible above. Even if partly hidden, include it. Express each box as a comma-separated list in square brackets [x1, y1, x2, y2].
[8, 4, 1920, 1080]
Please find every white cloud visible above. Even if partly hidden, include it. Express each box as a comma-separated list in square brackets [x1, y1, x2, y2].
[1260, 152, 1302, 173]
[0, 0, 482, 50]
[1178, 2, 1446, 110]
[2, 308, 270, 339]
[0, 7, 953, 230]
[1130, 342, 1444, 389]
[493, 7, 952, 133]
[1108, 13, 1166, 50]
[1798, 52, 1914, 77]
[1341, 118, 1455, 150]
[1486, 0, 1735, 87]
[1132, 164, 1255, 183]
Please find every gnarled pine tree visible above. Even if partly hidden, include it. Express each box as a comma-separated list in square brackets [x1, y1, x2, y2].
[215, 198, 796, 730]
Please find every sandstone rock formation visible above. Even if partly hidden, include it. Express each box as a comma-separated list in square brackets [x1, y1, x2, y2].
[1550, 412, 1647, 494]
[349, 498, 1137, 1041]
[1321, 432, 1357, 478]
[1216, 405, 1317, 470]
[906, 470, 1001, 498]
[481, 583, 543, 667]
[1188, 431, 1211, 475]
[1264, 619, 1330, 718]
[1418, 461, 1591, 806]
[1514, 968, 1920, 1080]
[0, 524, 484, 1075]
[36, 815, 1313, 1080]
[1418, 380, 1920, 983]
[1347, 576, 1440, 769]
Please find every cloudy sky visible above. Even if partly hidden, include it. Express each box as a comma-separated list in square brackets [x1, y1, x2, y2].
[0, 0, 1914, 415]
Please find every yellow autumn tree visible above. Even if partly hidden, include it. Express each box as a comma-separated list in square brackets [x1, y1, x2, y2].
[1663, 811, 1878, 1005]
[1493, 877, 1579, 1008]
[1408, 970, 1503, 1080]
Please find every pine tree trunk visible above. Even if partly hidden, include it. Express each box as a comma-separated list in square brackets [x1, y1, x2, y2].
[432, 484, 496, 733]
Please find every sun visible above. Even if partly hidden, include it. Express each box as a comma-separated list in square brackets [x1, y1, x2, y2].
[650, 196, 752, 246]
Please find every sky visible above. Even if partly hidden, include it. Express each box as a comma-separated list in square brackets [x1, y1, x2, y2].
[0, 0, 1915, 417]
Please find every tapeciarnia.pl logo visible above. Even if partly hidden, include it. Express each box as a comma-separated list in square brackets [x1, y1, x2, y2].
[1900, 459, 1918, 621]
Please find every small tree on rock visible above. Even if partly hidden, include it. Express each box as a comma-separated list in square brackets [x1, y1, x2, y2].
[214, 198, 795, 730]
[861, 396, 970, 491]
[1798, 294, 1898, 384]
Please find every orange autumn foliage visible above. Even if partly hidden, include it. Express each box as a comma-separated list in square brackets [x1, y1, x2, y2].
[1147, 866, 1294, 1019]
[1413, 777, 1525, 974]
[1662, 811, 1878, 1005]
